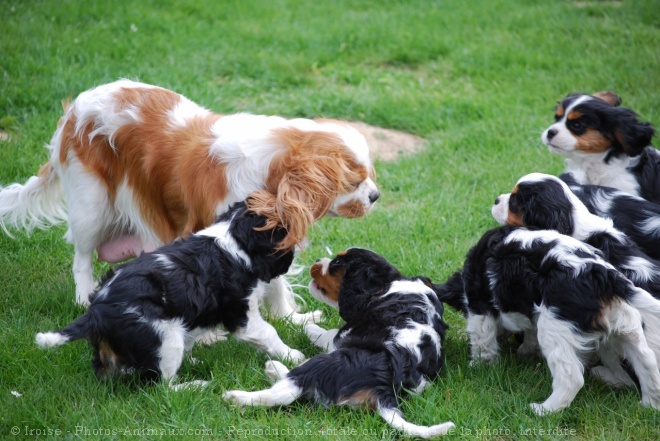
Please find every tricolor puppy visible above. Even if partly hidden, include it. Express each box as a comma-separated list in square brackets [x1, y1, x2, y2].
[542, 91, 657, 201]
[224, 248, 455, 439]
[436, 226, 660, 414]
[36, 200, 306, 386]
[492, 173, 660, 387]
[0, 79, 379, 308]
[492, 173, 660, 300]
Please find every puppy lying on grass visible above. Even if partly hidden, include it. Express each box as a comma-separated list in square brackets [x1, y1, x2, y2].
[224, 248, 455, 439]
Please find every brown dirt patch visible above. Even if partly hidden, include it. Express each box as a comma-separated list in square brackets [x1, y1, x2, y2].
[346, 121, 426, 162]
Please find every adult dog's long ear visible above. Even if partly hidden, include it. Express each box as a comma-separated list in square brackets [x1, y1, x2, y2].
[247, 129, 358, 251]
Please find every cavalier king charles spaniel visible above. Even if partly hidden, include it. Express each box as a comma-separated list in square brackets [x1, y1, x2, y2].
[491, 172, 660, 390]
[437, 225, 660, 414]
[0, 79, 379, 311]
[492, 173, 660, 300]
[224, 248, 455, 439]
[542, 91, 657, 201]
[36, 199, 308, 387]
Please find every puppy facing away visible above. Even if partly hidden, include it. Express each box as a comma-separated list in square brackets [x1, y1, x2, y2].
[0, 79, 379, 308]
[36, 200, 307, 386]
[224, 248, 455, 439]
[436, 226, 660, 414]
[542, 91, 657, 201]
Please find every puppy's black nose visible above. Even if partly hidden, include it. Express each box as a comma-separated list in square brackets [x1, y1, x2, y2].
[369, 191, 380, 203]
[494, 197, 500, 205]
[546, 128, 558, 140]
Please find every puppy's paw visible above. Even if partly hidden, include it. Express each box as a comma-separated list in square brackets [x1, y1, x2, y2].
[469, 354, 499, 367]
[530, 402, 553, 416]
[264, 360, 289, 383]
[290, 310, 323, 325]
[195, 329, 229, 346]
[286, 349, 306, 365]
[75, 295, 91, 308]
[169, 380, 209, 391]
[590, 365, 635, 388]
[223, 390, 252, 405]
[304, 323, 327, 340]
[640, 394, 660, 410]
[517, 342, 539, 356]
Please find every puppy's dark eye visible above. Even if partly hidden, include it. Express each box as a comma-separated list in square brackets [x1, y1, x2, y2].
[569, 120, 583, 131]
[554, 114, 561, 122]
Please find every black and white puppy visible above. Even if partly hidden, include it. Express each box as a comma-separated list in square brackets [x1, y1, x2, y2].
[542, 91, 658, 201]
[561, 172, 660, 260]
[492, 173, 660, 387]
[35, 201, 305, 386]
[436, 226, 660, 414]
[224, 248, 455, 439]
[492, 173, 660, 299]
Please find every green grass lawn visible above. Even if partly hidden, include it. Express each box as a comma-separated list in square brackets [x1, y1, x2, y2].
[2, 0, 660, 439]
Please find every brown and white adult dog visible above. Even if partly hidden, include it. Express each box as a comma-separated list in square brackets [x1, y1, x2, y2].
[0, 80, 379, 315]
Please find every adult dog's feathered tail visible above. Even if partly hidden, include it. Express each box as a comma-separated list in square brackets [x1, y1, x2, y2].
[0, 162, 66, 237]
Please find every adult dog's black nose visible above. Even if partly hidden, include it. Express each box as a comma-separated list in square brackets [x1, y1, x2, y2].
[369, 191, 380, 203]
[546, 128, 558, 140]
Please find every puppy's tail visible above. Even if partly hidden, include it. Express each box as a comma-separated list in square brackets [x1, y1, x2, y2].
[0, 161, 66, 237]
[432, 271, 468, 315]
[36, 312, 95, 348]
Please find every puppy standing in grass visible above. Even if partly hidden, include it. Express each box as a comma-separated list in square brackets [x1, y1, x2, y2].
[492, 172, 660, 388]
[36, 199, 311, 387]
[224, 248, 455, 439]
[436, 225, 660, 415]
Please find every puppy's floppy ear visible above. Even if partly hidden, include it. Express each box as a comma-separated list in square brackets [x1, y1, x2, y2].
[522, 201, 574, 235]
[230, 209, 294, 279]
[418, 276, 434, 289]
[514, 183, 574, 235]
[612, 108, 656, 156]
[247, 129, 358, 251]
[593, 91, 622, 107]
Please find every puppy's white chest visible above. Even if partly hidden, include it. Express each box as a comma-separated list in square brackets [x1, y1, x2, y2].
[566, 156, 640, 197]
